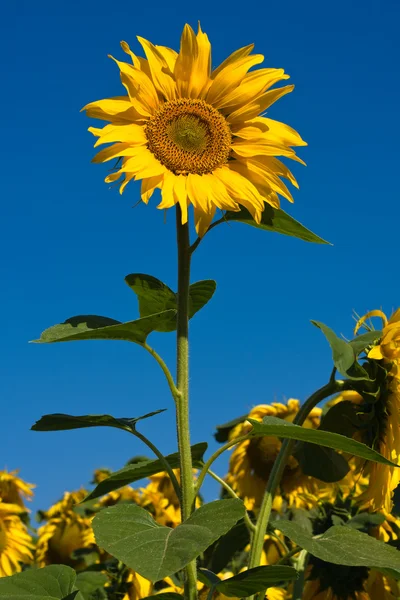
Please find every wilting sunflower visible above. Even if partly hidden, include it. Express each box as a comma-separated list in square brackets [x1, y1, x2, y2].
[36, 491, 95, 568]
[351, 309, 400, 512]
[0, 470, 34, 508]
[225, 400, 340, 511]
[0, 502, 34, 577]
[83, 23, 306, 236]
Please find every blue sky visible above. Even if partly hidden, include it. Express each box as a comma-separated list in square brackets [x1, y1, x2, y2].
[1, 0, 399, 515]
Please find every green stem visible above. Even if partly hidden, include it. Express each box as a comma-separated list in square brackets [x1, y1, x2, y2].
[142, 342, 179, 400]
[206, 468, 256, 533]
[276, 545, 302, 565]
[132, 428, 181, 503]
[248, 377, 351, 584]
[175, 205, 197, 600]
[194, 434, 250, 499]
[291, 550, 308, 600]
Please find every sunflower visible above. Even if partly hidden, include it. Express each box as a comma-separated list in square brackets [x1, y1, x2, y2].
[0, 470, 34, 508]
[225, 400, 338, 511]
[83, 23, 306, 236]
[351, 309, 400, 512]
[303, 566, 399, 600]
[36, 491, 95, 568]
[139, 487, 181, 528]
[144, 470, 180, 508]
[0, 502, 34, 577]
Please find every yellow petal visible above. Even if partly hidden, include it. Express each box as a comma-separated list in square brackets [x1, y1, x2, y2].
[257, 117, 307, 147]
[232, 141, 297, 159]
[109, 55, 159, 117]
[81, 96, 141, 122]
[119, 173, 135, 194]
[174, 24, 198, 98]
[214, 166, 264, 213]
[206, 54, 264, 107]
[120, 40, 152, 78]
[354, 310, 388, 334]
[201, 173, 240, 211]
[141, 174, 164, 204]
[121, 149, 167, 179]
[92, 142, 144, 164]
[173, 174, 188, 224]
[137, 36, 177, 100]
[90, 123, 147, 147]
[245, 155, 299, 188]
[158, 172, 176, 209]
[368, 346, 384, 360]
[105, 171, 123, 184]
[186, 173, 212, 212]
[194, 205, 216, 237]
[156, 45, 178, 71]
[235, 158, 295, 202]
[216, 68, 289, 110]
[227, 85, 294, 125]
[211, 44, 254, 79]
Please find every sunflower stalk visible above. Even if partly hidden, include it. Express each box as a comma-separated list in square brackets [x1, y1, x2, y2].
[247, 376, 352, 600]
[175, 205, 198, 600]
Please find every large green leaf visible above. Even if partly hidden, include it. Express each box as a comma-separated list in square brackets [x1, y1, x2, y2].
[0, 565, 79, 600]
[125, 274, 216, 332]
[205, 519, 250, 574]
[84, 443, 207, 501]
[294, 443, 350, 483]
[214, 414, 249, 443]
[32, 311, 176, 344]
[215, 566, 297, 597]
[75, 573, 108, 600]
[31, 410, 165, 433]
[272, 521, 400, 575]
[93, 499, 245, 582]
[223, 206, 329, 244]
[249, 416, 399, 467]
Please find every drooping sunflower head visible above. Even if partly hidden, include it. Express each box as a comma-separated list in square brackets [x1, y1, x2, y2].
[0, 502, 34, 576]
[36, 512, 95, 568]
[83, 23, 306, 236]
[0, 470, 34, 508]
[355, 309, 400, 366]
[302, 562, 371, 600]
[225, 400, 325, 510]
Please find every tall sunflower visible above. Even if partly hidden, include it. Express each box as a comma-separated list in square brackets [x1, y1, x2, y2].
[0, 502, 34, 577]
[83, 23, 306, 236]
[225, 400, 340, 511]
[351, 309, 400, 512]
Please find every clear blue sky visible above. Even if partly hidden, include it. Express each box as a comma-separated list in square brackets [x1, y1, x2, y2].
[1, 0, 399, 514]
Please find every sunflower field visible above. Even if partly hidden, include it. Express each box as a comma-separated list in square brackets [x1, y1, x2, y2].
[2, 20, 400, 600]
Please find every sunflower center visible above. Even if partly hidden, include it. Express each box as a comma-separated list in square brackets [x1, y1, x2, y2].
[146, 98, 232, 175]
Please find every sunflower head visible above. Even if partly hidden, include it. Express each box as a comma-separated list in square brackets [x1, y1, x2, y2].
[83, 23, 306, 236]
[0, 503, 34, 576]
[36, 512, 95, 568]
[355, 309, 400, 365]
[0, 470, 34, 508]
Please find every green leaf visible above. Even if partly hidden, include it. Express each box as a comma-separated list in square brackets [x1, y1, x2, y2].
[223, 205, 330, 244]
[84, 443, 207, 501]
[0, 565, 79, 600]
[205, 519, 250, 574]
[197, 569, 221, 587]
[319, 401, 363, 438]
[249, 416, 399, 467]
[311, 321, 356, 376]
[93, 499, 245, 582]
[347, 512, 385, 531]
[349, 330, 382, 357]
[31, 410, 165, 433]
[75, 573, 108, 600]
[31, 311, 177, 344]
[271, 521, 400, 575]
[214, 414, 249, 443]
[294, 443, 350, 483]
[215, 566, 298, 597]
[125, 274, 216, 332]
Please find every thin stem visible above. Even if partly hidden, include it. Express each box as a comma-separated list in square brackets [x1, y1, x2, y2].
[189, 217, 227, 254]
[132, 428, 181, 503]
[142, 342, 179, 400]
[206, 468, 256, 533]
[291, 550, 308, 600]
[248, 377, 351, 576]
[194, 435, 250, 499]
[276, 545, 302, 565]
[175, 205, 197, 600]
